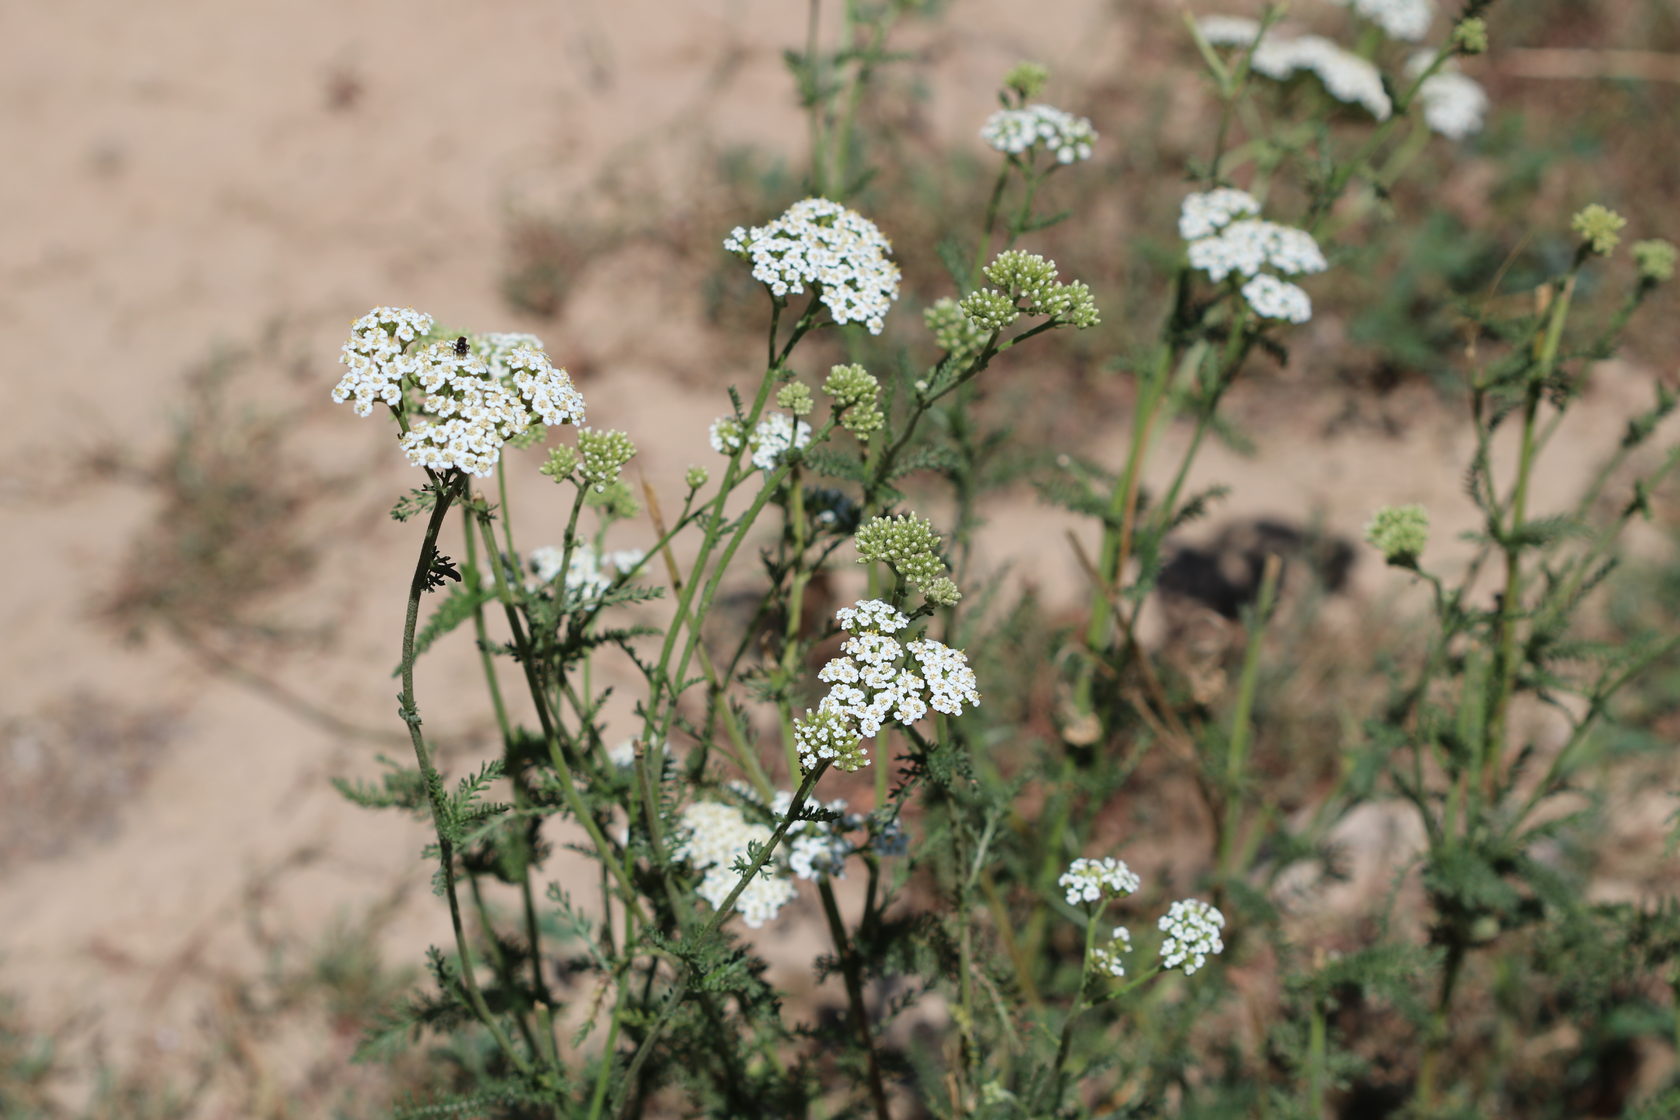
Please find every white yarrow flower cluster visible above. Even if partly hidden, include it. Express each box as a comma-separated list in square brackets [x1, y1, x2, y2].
[1059, 857, 1142, 905]
[333, 308, 587, 478]
[1157, 898, 1226, 975]
[1409, 55, 1489, 140]
[709, 412, 812, 472]
[471, 332, 547, 380]
[400, 343, 540, 477]
[528, 545, 644, 602]
[772, 791, 864, 881]
[724, 198, 901, 335]
[1328, 0, 1433, 42]
[674, 802, 798, 928]
[1091, 927, 1133, 978]
[979, 103, 1097, 164]
[333, 306, 434, 417]
[795, 599, 980, 772]
[1180, 190, 1326, 323]
[1249, 34, 1393, 120]
[1178, 187, 1262, 240]
[1196, 15, 1263, 46]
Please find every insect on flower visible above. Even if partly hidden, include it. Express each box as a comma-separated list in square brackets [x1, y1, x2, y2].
[453, 335, 470, 357]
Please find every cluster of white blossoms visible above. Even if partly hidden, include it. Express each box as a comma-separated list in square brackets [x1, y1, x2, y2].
[1248, 33, 1393, 120]
[708, 411, 813, 472]
[1196, 15, 1265, 47]
[1180, 188, 1326, 325]
[724, 197, 901, 335]
[675, 791, 905, 927]
[1157, 898, 1227, 976]
[1090, 927, 1134, 979]
[528, 544, 645, 602]
[335, 306, 433, 416]
[794, 599, 980, 772]
[1178, 186, 1261, 240]
[674, 801, 796, 928]
[979, 103, 1098, 164]
[1328, 0, 1433, 42]
[1059, 857, 1142, 905]
[1059, 859, 1228, 979]
[1409, 56, 1489, 140]
[332, 308, 586, 477]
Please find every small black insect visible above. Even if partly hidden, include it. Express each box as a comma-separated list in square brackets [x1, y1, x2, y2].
[453, 335, 470, 357]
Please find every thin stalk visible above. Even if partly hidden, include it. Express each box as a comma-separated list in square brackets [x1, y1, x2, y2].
[818, 878, 892, 1120]
[1218, 554, 1281, 879]
[397, 471, 531, 1076]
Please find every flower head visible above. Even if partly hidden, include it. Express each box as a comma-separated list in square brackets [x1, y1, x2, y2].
[1573, 204, 1627, 256]
[1250, 34, 1392, 120]
[1633, 239, 1677, 284]
[1409, 56, 1489, 140]
[1327, 0, 1433, 42]
[1091, 927, 1133, 979]
[674, 801, 797, 928]
[1157, 898, 1226, 975]
[1059, 857, 1141, 906]
[724, 198, 901, 334]
[980, 103, 1097, 164]
[1364, 504, 1429, 565]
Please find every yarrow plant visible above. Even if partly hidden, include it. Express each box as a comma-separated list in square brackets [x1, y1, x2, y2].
[321, 10, 1680, 1120]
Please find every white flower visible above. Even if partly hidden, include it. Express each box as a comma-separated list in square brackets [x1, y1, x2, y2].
[1250, 34, 1392, 120]
[1091, 926, 1133, 979]
[675, 801, 797, 929]
[528, 543, 639, 603]
[750, 412, 812, 471]
[774, 792, 862, 881]
[1196, 15, 1263, 47]
[1241, 273, 1313, 323]
[1410, 55, 1488, 140]
[470, 332, 546, 380]
[334, 309, 586, 478]
[1187, 219, 1326, 282]
[1178, 187, 1262, 240]
[835, 599, 909, 635]
[607, 737, 663, 768]
[332, 306, 434, 417]
[724, 198, 901, 335]
[1328, 0, 1433, 42]
[980, 103, 1098, 164]
[1058, 857, 1141, 906]
[1157, 898, 1226, 975]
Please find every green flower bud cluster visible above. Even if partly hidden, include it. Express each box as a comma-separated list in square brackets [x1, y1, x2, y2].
[1633, 239, 1677, 284]
[958, 288, 1020, 332]
[855, 513, 961, 604]
[685, 464, 710, 490]
[924, 297, 989, 363]
[1452, 18, 1488, 55]
[823, 363, 885, 442]
[1572, 204, 1626, 256]
[1364, 504, 1429, 566]
[577, 427, 636, 491]
[540, 445, 578, 482]
[1003, 61, 1050, 100]
[960, 250, 1101, 333]
[776, 381, 814, 417]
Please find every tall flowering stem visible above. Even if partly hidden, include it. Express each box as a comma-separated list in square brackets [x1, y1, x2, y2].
[396, 469, 533, 1078]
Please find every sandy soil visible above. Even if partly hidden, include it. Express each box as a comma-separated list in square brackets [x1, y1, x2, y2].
[2, 0, 1676, 1113]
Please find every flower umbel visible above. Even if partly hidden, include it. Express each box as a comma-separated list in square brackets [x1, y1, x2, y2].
[1059, 857, 1141, 906]
[1365, 504, 1430, 565]
[724, 198, 901, 335]
[1157, 898, 1226, 975]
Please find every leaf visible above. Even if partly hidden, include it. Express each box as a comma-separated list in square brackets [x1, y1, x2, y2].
[390, 487, 438, 522]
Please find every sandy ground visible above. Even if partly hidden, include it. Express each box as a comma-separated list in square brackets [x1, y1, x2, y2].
[3, 0, 1676, 1112]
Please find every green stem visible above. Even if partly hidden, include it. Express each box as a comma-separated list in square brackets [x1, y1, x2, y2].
[397, 471, 531, 1077]
[818, 878, 892, 1120]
